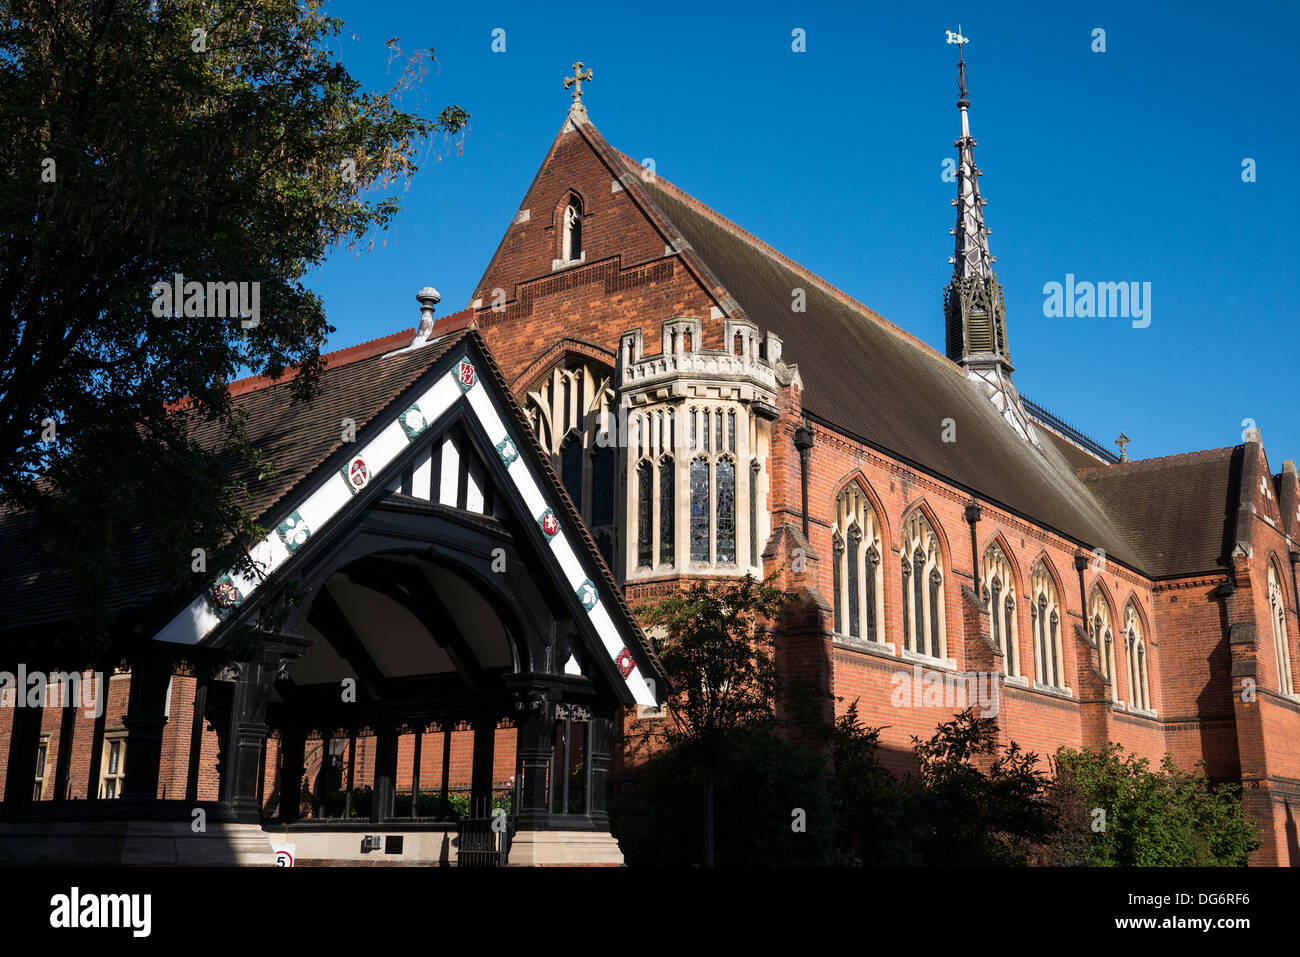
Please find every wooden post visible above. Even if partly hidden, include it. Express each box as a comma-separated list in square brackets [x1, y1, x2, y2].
[121, 651, 172, 805]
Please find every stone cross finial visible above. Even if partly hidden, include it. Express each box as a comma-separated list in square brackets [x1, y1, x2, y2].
[564, 62, 593, 108]
[1116, 432, 1130, 463]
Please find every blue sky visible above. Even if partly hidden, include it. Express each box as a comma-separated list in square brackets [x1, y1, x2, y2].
[310, 0, 1296, 465]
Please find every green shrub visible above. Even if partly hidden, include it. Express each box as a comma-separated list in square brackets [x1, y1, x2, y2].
[1052, 744, 1259, 866]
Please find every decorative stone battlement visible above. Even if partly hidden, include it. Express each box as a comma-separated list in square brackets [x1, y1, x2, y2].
[618, 317, 798, 403]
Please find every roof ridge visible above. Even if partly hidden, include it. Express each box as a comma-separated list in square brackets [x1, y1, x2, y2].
[170, 308, 475, 410]
[610, 148, 962, 373]
[1078, 445, 1238, 477]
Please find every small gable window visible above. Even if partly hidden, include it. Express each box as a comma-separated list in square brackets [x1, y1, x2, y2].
[562, 195, 583, 263]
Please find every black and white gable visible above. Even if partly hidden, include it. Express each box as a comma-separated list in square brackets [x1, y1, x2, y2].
[152, 325, 664, 708]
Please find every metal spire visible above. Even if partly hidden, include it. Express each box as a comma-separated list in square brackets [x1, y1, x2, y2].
[942, 28, 1034, 446]
[947, 26, 993, 284]
[943, 26, 1010, 369]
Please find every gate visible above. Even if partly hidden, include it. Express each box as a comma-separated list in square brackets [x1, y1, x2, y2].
[456, 813, 511, 867]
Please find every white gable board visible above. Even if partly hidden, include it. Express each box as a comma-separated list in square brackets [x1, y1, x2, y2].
[152, 343, 656, 706]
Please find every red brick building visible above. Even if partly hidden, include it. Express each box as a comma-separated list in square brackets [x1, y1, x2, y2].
[455, 61, 1300, 865]
[2, 54, 1297, 866]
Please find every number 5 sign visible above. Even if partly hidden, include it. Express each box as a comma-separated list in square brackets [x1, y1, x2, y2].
[272, 842, 295, 867]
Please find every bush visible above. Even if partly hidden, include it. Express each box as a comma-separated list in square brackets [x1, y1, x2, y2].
[1051, 744, 1259, 866]
[827, 702, 918, 866]
[613, 708, 1261, 866]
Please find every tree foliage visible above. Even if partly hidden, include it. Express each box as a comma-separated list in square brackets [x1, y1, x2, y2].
[0, 0, 466, 646]
[1052, 743, 1260, 866]
[634, 572, 789, 746]
[621, 579, 1260, 867]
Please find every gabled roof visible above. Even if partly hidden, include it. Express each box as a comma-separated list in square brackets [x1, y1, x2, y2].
[0, 314, 665, 703]
[0, 322, 469, 633]
[1079, 447, 1242, 579]
[545, 113, 1146, 569]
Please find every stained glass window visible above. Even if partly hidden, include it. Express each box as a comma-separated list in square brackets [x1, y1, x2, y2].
[716, 458, 736, 563]
[702, 410, 710, 453]
[727, 410, 736, 453]
[660, 458, 675, 565]
[690, 457, 710, 561]
[749, 460, 759, 567]
[636, 462, 652, 568]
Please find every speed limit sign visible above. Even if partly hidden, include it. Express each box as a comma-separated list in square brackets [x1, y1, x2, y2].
[271, 842, 295, 867]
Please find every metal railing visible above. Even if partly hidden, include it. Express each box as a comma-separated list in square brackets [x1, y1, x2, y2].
[455, 812, 511, 867]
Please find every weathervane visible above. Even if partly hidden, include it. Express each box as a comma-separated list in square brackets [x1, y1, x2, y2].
[946, 25, 970, 101]
[564, 62, 593, 109]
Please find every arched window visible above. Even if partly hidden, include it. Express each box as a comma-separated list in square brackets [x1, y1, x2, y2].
[689, 456, 710, 562]
[981, 541, 1018, 676]
[901, 510, 944, 657]
[633, 397, 763, 576]
[832, 483, 884, 643]
[636, 462, 652, 568]
[1269, 564, 1294, 697]
[1031, 563, 1064, 689]
[524, 357, 617, 567]
[682, 405, 744, 567]
[716, 458, 736, 563]
[659, 456, 675, 566]
[562, 195, 583, 262]
[1124, 601, 1152, 710]
[1088, 587, 1118, 701]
